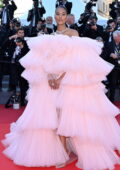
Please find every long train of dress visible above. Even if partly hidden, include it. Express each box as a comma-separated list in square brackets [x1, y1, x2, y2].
[2, 35, 120, 170]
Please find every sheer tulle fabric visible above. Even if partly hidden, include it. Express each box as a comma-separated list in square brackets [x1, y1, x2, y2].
[2, 35, 120, 169]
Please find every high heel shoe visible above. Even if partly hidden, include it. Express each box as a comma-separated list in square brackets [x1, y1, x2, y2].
[56, 162, 66, 168]
[67, 151, 77, 164]
[55, 151, 77, 168]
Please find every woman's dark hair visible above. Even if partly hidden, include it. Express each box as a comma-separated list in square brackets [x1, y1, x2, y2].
[55, 5, 68, 14]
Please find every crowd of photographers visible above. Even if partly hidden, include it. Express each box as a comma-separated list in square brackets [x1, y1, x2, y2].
[0, 0, 120, 107]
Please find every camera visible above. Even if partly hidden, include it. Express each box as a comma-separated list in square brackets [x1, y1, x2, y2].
[3, 0, 10, 4]
[78, 0, 97, 25]
[56, 0, 64, 6]
[109, 1, 120, 19]
[110, 1, 120, 10]
[5, 92, 21, 108]
[58, 0, 64, 6]
[87, 20, 96, 26]
[85, 0, 98, 12]
[32, 0, 38, 2]
[106, 25, 113, 31]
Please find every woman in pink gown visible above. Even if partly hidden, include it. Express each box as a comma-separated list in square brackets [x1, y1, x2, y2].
[2, 6, 120, 170]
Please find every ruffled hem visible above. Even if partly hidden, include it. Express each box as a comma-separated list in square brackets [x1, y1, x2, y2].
[73, 137, 120, 170]
[56, 83, 120, 148]
[2, 129, 69, 167]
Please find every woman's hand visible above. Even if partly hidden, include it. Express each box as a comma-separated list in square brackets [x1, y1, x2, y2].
[48, 79, 60, 90]
[48, 72, 66, 90]
[48, 79, 57, 89]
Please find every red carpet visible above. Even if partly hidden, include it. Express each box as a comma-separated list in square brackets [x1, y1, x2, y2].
[0, 104, 120, 170]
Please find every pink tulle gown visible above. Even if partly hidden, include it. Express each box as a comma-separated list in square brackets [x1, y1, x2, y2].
[2, 35, 120, 170]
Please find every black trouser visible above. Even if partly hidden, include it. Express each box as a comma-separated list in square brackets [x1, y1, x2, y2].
[107, 66, 120, 102]
[0, 60, 11, 89]
[0, 62, 3, 88]
[9, 63, 18, 90]
[18, 65, 28, 104]
[19, 76, 28, 104]
[9, 63, 28, 103]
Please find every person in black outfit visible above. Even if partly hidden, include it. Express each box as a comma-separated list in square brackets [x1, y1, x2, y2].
[83, 16, 104, 40]
[5, 37, 29, 107]
[27, 0, 46, 36]
[14, 38, 29, 106]
[116, 16, 120, 31]
[103, 19, 116, 45]
[101, 30, 120, 103]
[56, 0, 72, 14]
[0, 0, 17, 29]
[1, 28, 25, 91]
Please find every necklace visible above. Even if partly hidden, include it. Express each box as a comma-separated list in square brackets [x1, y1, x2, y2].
[56, 28, 68, 34]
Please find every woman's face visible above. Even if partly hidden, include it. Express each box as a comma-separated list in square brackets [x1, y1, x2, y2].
[55, 7, 67, 25]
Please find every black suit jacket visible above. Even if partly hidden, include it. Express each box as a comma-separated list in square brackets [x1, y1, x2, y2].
[15, 43, 29, 63]
[2, 38, 28, 61]
[27, 7, 46, 25]
[0, 1, 17, 23]
[103, 31, 114, 44]
[101, 41, 119, 66]
[83, 24, 104, 39]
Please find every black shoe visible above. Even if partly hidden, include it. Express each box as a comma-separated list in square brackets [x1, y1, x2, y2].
[7, 88, 15, 92]
[5, 104, 13, 108]
[21, 102, 26, 106]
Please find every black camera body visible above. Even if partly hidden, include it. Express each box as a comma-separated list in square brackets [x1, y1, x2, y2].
[109, 1, 120, 19]
[85, 0, 98, 12]
[32, 0, 38, 2]
[106, 25, 112, 31]
[57, 0, 64, 6]
[87, 21, 96, 27]
[79, 0, 97, 25]
[3, 0, 10, 4]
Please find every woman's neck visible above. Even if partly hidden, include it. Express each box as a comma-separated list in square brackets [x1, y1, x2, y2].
[57, 25, 67, 31]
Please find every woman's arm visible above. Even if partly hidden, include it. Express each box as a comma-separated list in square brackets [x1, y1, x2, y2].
[53, 72, 66, 89]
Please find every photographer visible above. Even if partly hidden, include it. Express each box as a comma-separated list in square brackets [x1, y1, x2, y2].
[103, 19, 116, 44]
[74, 13, 88, 37]
[1, 28, 26, 91]
[36, 19, 45, 32]
[74, 0, 98, 37]
[8, 18, 21, 37]
[85, 0, 97, 13]
[109, 1, 120, 20]
[83, 16, 104, 39]
[0, 0, 17, 29]
[55, 0, 72, 14]
[101, 30, 120, 103]
[9, 37, 29, 106]
[27, 0, 46, 36]
[116, 16, 120, 30]
[2, 28, 25, 53]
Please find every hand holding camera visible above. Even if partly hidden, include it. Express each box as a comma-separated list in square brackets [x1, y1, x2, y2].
[106, 26, 114, 32]
[110, 53, 118, 59]
[91, 25, 97, 30]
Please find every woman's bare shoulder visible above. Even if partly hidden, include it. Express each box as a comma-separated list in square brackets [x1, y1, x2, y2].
[68, 28, 79, 37]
